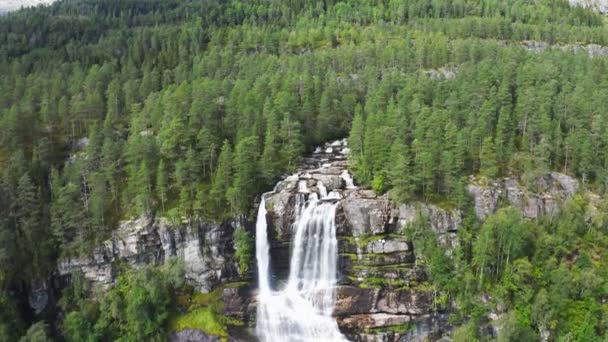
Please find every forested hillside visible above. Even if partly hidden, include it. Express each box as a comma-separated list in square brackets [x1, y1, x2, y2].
[1, 0, 608, 340]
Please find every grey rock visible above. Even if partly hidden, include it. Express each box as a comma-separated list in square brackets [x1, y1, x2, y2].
[375, 289, 433, 315]
[468, 173, 578, 220]
[168, 329, 221, 342]
[339, 196, 390, 236]
[398, 314, 451, 342]
[468, 183, 501, 220]
[311, 173, 344, 191]
[334, 286, 379, 315]
[568, 0, 608, 14]
[366, 237, 410, 254]
[58, 217, 243, 292]
[28, 278, 49, 315]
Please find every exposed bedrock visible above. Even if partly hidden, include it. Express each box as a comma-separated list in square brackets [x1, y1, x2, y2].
[57, 217, 248, 293]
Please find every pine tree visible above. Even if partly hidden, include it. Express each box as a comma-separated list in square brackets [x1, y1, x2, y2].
[349, 105, 366, 173]
[279, 113, 304, 173]
[134, 161, 152, 214]
[156, 159, 169, 213]
[197, 127, 218, 179]
[480, 137, 498, 178]
[210, 141, 233, 215]
[228, 136, 260, 214]
[389, 141, 414, 202]
[51, 171, 86, 253]
[15, 174, 49, 274]
[260, 106, 281, 185]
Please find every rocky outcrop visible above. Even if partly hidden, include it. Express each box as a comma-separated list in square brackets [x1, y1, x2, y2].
[261, 140, 451, 341]
[468, 172, 579, 220]
[58, 216, 247, 292]
[568, 0, 608, 14]
[521, 40, 608, 57]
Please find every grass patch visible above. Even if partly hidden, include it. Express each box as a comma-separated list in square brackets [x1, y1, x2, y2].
[170, 307, 241, 338]
[169, 283, 246, 338]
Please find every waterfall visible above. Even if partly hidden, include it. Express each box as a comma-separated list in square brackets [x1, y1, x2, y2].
[340, 170, 356, 189]
[256, 184, 346, 341]
[255, 196, 271, 295]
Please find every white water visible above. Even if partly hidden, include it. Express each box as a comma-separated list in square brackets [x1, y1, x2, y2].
[317, 181, 328, 199]
[256, 182, 346, 342]
[340, 170, 356, 189]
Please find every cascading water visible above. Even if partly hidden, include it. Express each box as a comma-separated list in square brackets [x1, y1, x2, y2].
[256, 165, 349, 341]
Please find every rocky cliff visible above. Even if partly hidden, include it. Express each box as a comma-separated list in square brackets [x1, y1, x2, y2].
[248, 140, 581, 341]
[56, 216, 246, 293]
[47, 140, 582, 341]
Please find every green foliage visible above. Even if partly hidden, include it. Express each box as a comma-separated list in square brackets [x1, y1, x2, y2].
[169, 284, 244, 338]
[1, 0, 608, 338]
[452, 321, 479, 342]
[19, 321, 52, 342]
[233, 226, 253, 275]
[60, 262, 185, 342]
[472, 208, 532, 286]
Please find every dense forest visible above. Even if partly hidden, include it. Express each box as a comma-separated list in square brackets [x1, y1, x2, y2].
[1, 0, 608, 340]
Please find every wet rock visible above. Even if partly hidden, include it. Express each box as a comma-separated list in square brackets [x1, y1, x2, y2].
[28, 278, 49, 315]
[223, 284, 256, 323]
[311, 173, 344, 191]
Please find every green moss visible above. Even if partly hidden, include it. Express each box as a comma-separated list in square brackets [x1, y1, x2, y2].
[410, 281, 436, 292]
[359, 276, 406, 288]
[364, 322, 411, 334]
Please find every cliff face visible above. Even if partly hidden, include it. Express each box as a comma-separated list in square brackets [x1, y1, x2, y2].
[45, 140, 581, 341]
[468, 173, 579, 221]
[57, 216, 246, 292]
[253, 140, 581, 341]
[261, 141, 457, 341]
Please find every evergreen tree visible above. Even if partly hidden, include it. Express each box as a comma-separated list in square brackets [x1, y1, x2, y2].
[210, 141, 233, 215]
[480, 137, 499, 178]
[156, 160, 169, 213]
[279, 113, 304, 173]
[228, 136, 260, 214]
